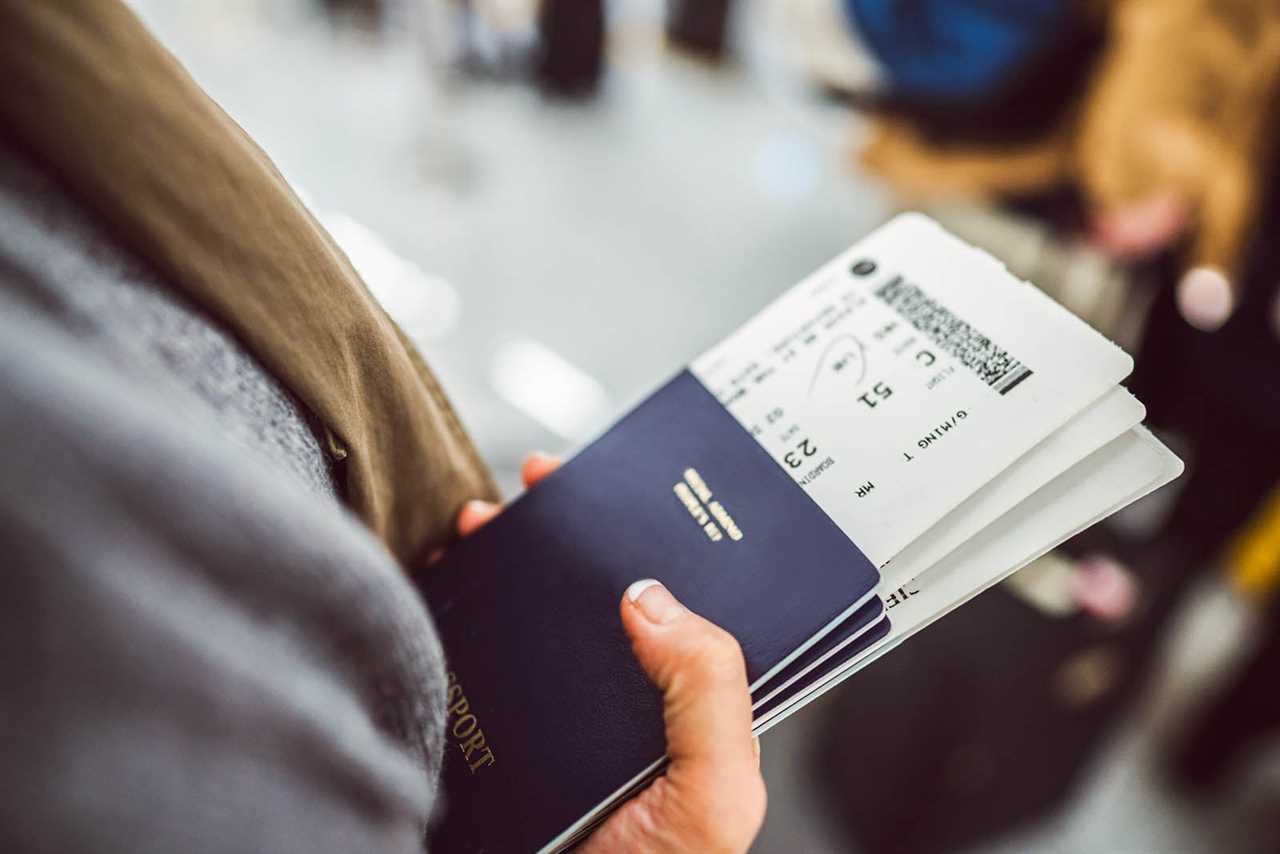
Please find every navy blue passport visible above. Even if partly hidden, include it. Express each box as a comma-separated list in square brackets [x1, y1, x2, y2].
[752, 598, 886, 710]
[754, 614, 893, 721]
[420, 370, 880, 852]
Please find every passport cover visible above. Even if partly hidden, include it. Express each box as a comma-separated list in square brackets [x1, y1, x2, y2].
[754, 616, 893, 721]
[753, 598, 887, 709]
[420, 369, 880, 852]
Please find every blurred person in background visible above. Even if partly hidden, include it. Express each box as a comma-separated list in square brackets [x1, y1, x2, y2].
[776, 1, 1280, 851]
[844, 0, 1280, 334]
[0, 3, 764, 852]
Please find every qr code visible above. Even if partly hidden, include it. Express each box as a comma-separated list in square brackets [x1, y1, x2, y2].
[874, 276, 1033, 395]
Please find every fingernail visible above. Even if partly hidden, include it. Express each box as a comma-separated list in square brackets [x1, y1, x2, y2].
[1177, 267, 1234, 332]
[751, 736, 762, 767]
[626, 579, 685, 624]
[464, 499, 498, 516]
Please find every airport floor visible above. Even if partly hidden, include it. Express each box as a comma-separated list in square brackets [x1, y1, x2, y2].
[129, 2, 1276, 851]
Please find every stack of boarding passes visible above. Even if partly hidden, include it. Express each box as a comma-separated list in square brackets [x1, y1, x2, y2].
[422, 214, 1183, 853]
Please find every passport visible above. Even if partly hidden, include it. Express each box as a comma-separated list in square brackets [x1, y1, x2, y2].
[423, 370, 882, 853]
[417, 214, 1184, 852]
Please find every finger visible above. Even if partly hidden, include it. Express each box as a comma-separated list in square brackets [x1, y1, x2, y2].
[458, 453, 561, 540]
[521, 452, 561, 489]
[621, 580, 757, 770]
[1176, 149, 1253, 332]
[1088, 192, 1191, 260]
[1070, 555, 1139, 624]
[455, 499, 500, 538]
[581, 580, 764, 853]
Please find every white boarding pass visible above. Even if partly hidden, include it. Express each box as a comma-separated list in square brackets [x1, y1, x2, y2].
[693, 213, 1134, 566]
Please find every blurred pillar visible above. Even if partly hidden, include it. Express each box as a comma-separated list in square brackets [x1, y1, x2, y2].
[666, 0, 735, 58]
[320, 0, 385, 28]
[536, 0, 604, 96]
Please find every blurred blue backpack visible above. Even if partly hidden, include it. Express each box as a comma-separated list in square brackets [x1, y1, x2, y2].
[845, 0, 1075, 100]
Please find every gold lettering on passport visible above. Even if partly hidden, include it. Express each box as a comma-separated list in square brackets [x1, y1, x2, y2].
[707, 501, 743, 541]
[672, 468, 744, 543]
[683, 468, 713, 504]
[446, 671, 496, 773]
[673, 482, 711, 526]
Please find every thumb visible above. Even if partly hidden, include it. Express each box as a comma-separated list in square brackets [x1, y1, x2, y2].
[582, 580, 764, 853]
[1176, 150, 1255, 332]
[622, 580, 758, 769]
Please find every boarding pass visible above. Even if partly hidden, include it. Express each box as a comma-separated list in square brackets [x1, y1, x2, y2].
[692, 214, 1134, 566]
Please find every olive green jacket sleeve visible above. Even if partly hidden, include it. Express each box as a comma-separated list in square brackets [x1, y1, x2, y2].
[0, 0, 499, 567]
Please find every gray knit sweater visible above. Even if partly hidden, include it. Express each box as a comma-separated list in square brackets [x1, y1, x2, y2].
[0, 148, 448, 853]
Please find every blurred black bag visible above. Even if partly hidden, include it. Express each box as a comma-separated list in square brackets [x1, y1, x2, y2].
[809, 558, 1184, 854]
[537, 0, 604, 96]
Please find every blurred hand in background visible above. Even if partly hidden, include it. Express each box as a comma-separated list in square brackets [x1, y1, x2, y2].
[1078, 0, 1280, 332]
[853, 0, 1280, 333]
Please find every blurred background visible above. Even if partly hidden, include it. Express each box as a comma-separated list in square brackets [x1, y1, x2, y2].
[126, 0, 1280, 850]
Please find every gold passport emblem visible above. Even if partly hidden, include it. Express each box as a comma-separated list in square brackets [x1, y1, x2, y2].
[672, 467, 744, 543]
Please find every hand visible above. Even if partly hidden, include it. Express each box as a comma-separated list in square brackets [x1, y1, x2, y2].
[1075, 0, 1280, 333]
[458, 454, 767, 854]
[1070, 554, 1138, 624]
[860, 1, 1280, 335]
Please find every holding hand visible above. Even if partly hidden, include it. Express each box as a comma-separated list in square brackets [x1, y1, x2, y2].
[457, 454, 766, 854]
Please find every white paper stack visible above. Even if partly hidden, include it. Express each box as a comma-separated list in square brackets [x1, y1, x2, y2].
[688, 213, 1183, 732]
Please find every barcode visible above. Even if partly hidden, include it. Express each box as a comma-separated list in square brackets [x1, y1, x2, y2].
[874, 275, 1033, 395]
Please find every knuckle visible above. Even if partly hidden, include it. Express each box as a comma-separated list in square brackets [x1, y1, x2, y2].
[678, 627, 745, 686]
[702, 626, 744, 667]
